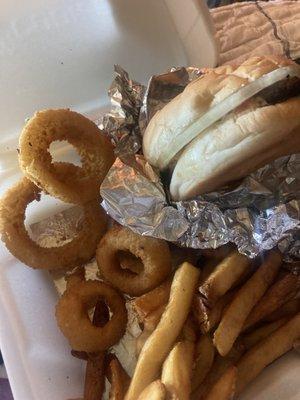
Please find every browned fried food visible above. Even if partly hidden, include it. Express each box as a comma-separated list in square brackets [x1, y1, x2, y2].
[193, 290, 236, 334]
[213, 251, 281, 356]
[204, 366, 237, 400]
[193, 342, 244, 399]
[199, 251, 252, 306]
[131, 279, 171, 321]
[19, 109, 115, 204]
[264, 298, 300, 321]
[191, 335, 215, 392]
[0, 177, 107, 270]
[118, 251, 144, 274]
[137, 380, 166, 400]
[243, 272, 300, 330]
[242, 318, 288, 349]
[125, 263, 200, 400]
[96, 225, 172, 296]
[83, 300, 110, 400]
[106, 354, 131, 400]
[56, 280, 127, 352]
[236, 313, 300, 395]
[161, 341, 194, 400]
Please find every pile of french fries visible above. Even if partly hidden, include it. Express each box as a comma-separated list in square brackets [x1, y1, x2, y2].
[126, 250, 300, 400]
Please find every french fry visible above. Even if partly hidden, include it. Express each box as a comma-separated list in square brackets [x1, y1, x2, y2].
[236, 313, 300, 395]
[143, 305, 166, 332]
[200, 259, 219, 283]
[84, 353, 106, 400]
[137, 380, 166, 400]
[193, 295, 209, 329]
[84, 300, 110, 400]
[125, 262, 200, 400]
[193, 290, 235, 333]
[192, 342, 244, 399]
[137, 304, 196, 359]
[161, 341, 194, 400]
[131, 279, 171, 322]
[191, 335, 215, 391]
[135, 330, 152, 357]
[264, 297, 300, 321]
[204, 366, 237, 400]
[201, 245, 234, 262]
[213, 251, 282, 356]
[199, 251, 252, 305]
[243, 273, 300, 330]
[242, 318, 288, 349]
[180, 317, 197, 343]
[106, 354, 131, 400]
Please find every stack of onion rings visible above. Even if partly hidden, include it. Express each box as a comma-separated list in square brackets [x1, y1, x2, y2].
[19, 109, 115, 204]
[96, 225, 172, 296]
[55, 280, 128, 352]
[0, 177, 107, 270]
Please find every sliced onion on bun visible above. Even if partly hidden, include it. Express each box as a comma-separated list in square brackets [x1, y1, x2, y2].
[142, 57, 300, 201]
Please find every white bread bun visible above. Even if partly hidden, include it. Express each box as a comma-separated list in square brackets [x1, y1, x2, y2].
[170, 96, 300, 200]
[143, 57, 294, 170]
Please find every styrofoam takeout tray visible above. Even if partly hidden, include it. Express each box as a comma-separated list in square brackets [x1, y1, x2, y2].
[0, 1, 298, 399]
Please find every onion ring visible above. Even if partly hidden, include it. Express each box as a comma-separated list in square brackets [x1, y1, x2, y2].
[118, 251, 144, 274]
[84, 299, 109, 400]
[19, 109, 115, 204]
[55, 280, 128, 352]
[96, 225, 172, 296]
[0, 177, 107, 270]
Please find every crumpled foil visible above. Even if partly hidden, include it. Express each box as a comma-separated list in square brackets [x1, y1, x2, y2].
[30, 210, 141, 394]
[100, 66, 300, 264]
[99, 65, 145, 156]
[29, 208, 199, 390]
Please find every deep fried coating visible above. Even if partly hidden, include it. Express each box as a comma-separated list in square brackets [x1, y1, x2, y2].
[83, 300, 110, 400]
[19, 109, 115, 204]
[56, 280, 128, 352]
[96, 225, 172, 296]
[105, 354, 131, 400]
[0, 177, 107, 270]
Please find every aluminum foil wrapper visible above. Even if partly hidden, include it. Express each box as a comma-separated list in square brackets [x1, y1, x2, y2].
[100, 66, 300, 264]
[29, 209, 198, 392]
[30, 209, 141, 395]
[99, 65, 145, 156]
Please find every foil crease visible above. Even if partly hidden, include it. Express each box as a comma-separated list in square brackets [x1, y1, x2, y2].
[101, 155, 189, 241]
[100, 67, 300, 263]
[30, 210, 141, 387]
[99, 65, 145, 156]
[139, 67, 203, 134]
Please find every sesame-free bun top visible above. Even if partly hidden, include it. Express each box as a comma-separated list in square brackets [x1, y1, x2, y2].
[170, 96, 300, 200]
[143, 57, 295, 170]
[142, 56, 300, 200]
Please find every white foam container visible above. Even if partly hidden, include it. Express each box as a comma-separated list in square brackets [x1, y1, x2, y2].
[0, 1, 298, 399]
